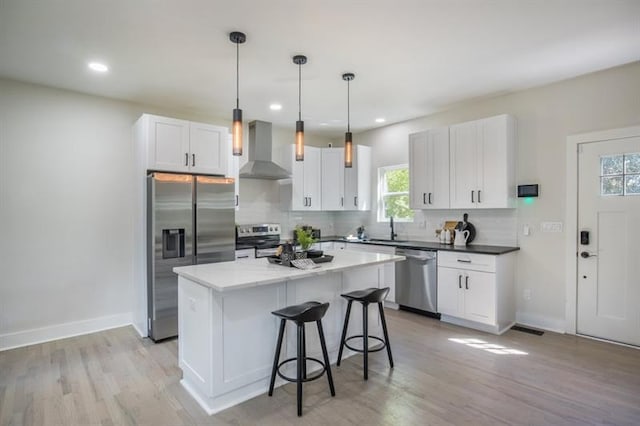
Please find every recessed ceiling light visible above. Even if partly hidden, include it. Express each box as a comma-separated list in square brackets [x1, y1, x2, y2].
[320, 122, 329, 126]
[375, 118, 386, 123]
[269, 103, 282, 111]
[88, 62, 109, 73]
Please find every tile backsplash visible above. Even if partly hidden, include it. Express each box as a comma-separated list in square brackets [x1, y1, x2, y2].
[237, 180, 517, 246]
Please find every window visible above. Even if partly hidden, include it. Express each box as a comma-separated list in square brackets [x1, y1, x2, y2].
[600, 153, 640, 196]
[378, 164, 414, 222]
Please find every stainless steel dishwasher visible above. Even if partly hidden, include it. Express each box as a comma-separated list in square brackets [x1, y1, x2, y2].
[395, 248, 438, 315]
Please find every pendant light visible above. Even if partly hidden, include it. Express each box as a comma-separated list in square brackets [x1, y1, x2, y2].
[230, 31, 246, 156]
[293, 55, 307, 161]
[343, 73, 355, 168]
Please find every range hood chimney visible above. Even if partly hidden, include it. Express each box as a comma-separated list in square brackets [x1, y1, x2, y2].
[239, 120, 290, 180]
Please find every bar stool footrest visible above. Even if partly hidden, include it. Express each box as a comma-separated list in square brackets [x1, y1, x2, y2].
[344, 335, 386, 353]
[276, 357, 327, 383]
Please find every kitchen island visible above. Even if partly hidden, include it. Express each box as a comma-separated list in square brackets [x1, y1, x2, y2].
[173, 250, 404, 415]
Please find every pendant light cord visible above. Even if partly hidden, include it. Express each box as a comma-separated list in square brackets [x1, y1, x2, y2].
[298, 63, 302, 121]
[347, 79, 351, 133]
[236, 42, 240, 109]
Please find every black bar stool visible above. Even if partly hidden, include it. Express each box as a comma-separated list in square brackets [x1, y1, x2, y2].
[336, 287, 393, 380]
[268, 301, 335, 417]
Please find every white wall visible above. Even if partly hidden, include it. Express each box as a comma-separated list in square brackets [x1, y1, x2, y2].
[0, 79, 142, 348]
[335, 61, 640, 332]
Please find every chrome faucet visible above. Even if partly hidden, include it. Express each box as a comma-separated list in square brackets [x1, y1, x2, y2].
[390, 216, 398, 241]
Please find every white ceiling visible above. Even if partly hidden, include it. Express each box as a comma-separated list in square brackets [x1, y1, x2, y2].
[1, 0, 638, 136]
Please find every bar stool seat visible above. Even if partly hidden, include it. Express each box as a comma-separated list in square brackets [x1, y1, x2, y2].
[268, 301, 335, 417]
[337, 287, 394, 380]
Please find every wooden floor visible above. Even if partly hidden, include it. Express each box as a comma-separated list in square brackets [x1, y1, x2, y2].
[1, 309, 639, 425]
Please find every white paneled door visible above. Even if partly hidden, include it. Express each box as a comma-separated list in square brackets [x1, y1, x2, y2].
[577, 137, 640, 346]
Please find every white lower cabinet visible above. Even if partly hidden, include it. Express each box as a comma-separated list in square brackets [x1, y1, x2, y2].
[437, 251, 515, 334]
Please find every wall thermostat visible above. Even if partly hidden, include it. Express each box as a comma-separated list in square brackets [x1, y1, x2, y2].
[517, 184, 539, 198]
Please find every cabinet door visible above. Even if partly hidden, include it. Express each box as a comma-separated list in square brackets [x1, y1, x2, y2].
[230, 153, 240, 210]
[429, 127, 450, 209]
[477, 115, 513, 208]
[148, 115, 190, 172]
[437, 267, 464, 317]
[449, 121, 479, 209]
[463, 270, 496, 325]
[344, 145, 371, 211]
[303, 146, 322, 210]
[189, 123, 228, 175]
[321, 148, 345, 210]
[409, 132, 429, 209]
[291, 145, 306, 210]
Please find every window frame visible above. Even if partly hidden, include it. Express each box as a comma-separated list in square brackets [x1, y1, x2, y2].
[377, 163, 414, 223]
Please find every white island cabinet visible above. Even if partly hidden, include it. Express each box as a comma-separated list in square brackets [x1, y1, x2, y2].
[173, 250, 404, 415]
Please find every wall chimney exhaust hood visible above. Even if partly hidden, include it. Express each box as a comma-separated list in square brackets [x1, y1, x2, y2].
[239, 120, 290, 180]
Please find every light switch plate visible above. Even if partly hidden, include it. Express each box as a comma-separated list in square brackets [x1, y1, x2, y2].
[541, 221, 563, 232]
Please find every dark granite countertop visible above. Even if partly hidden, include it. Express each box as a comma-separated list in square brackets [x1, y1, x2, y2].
[317, 236, 519, 255]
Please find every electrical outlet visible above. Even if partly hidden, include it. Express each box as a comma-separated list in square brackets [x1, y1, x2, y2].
[523, 289, 532, 300]
[541, 222, 563, 233]
[523, 224, 530, 236]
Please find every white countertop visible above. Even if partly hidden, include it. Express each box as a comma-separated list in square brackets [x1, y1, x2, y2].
[173, 250, 405, 292]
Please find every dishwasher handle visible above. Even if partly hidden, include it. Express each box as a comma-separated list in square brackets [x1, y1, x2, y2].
[395, 249, 436, 261]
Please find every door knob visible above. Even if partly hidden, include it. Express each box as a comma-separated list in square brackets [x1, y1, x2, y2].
[580, 251, 597, 258]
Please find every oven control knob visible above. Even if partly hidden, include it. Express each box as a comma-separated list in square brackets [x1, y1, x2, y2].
[269, 227, 273, 231]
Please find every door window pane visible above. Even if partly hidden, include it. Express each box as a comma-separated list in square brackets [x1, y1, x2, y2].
[601, 155, 623, 175]
[625, 153, 640, 174]
[601, 176, 623, 196]
[625, 175, 640, 195]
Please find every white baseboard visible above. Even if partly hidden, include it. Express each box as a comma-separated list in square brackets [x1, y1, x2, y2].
[515, 312, 566, 334]
[132, 322, 147, 338]
[0, 312, 133, 352]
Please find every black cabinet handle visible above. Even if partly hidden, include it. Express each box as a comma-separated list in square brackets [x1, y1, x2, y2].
[478, 190, 481, 203]
[341, 197, 344, 207]
[423, 193, 426, 204]
[309, 197, 312, 207]
[471, 190, 475, 203]
[185, 153, 189, 166]
[465, 276, 469, 290]
[237, 255, 249, 259]
[304, 197, 308, 207]
[428, 192, 432, 204]
[354, 196, 358, 207]
[458, 275, 462, 289]
[192, 154, 195, 167]
[235, 195, 239, 207]
[457, 259, 472, 263]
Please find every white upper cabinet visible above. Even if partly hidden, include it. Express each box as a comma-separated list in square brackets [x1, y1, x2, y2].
[189, 122, 229, 175]
[409, 127, 450, 209]
[321, 148, 345, 210]
[229, 139, 240, 210]
[140, 114, 229, 176]
[449, 114, 516, 209]
[289, 145, 322, 211]
[344, 145, 372, 211]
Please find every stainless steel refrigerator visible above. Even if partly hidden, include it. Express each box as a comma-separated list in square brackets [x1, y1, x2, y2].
[147, 172, 235, 341]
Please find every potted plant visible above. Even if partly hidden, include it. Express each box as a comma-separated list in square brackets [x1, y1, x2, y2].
[295, 227, 321, 258]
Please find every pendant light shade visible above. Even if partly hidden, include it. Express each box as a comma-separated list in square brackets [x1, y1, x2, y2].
[293, 55, 307, 161]
[343, 73, 355, 168]
[230, 31, 246, 156]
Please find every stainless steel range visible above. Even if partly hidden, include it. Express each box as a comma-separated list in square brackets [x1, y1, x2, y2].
[236, 223, 281, 258]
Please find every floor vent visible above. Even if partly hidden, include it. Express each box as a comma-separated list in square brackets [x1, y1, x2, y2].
[511, 325, 544, 336]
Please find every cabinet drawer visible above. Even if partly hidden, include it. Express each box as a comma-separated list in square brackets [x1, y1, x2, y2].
[437, 251, 495, 273]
